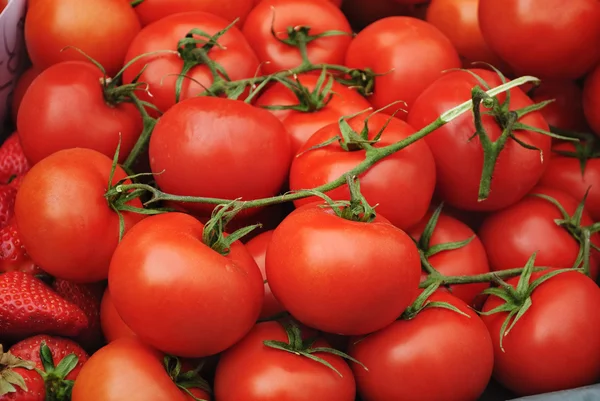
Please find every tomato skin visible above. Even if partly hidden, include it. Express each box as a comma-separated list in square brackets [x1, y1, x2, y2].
[72, 338, 189, 401]
[108, 212, 264, 358]
[482, 270, 600, 396]
[345, 16, 461, 114]
[14, 148, 144, 283]
[266, 203, 421, 335]
[10, 66, 42, 124]
[17, 61, 142, 165]
[407, 69, 552, 211]
[244, 230, 286, 320]
[583, 64, 600, 136]
[242, 0, 352, 75]
[290, 113, 436, 230]
[149, 97, 291, 216]
[529, 80, 589, 133]
[214, 321, 356, 401]
[349, 291, 494, 401]
[479, 0, 600, 80]
[123, 12, 260, 114]
[25, 0, 141, 76]
[132, 0, 254, 26]
[100, 289, 136, 344]
[408, 211, 490, 307]
[479, 187, 600, 279]
[254, 74, 371, 155]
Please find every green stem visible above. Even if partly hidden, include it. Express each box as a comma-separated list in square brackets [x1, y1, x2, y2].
[122, 94, 157, 171]
[420, 266, 558, 288]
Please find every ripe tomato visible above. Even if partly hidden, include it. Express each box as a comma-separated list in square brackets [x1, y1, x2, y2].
[149, 97, 291, 216]
[244, 230, 286, 320]
[25, 0, 141, 76]
[214, 321, 356, 401]
[17, 61, 143, 165]
[349, 291, 494, 401]
[345, 16, 460, 114]
[479, 187, 600, 279]
[583, 64, 600, 136]
[539, 143, 600, 222]
[100, 289, 136, 344]
[289, 113, 436, 230]
[529, 80, 589, 133]
[242, 0, 352, 75]
[122, 12, 260, 114]
[254, 74, 371, 155]
[479, 0, 600, 79]
[407, 69, 552, 211]
[481, 270, 600, 396]
[265, 202, 421, 335]
[408, 210, 490, 307]
[10, 66, 41, 124]
[108, 212, 264, 357]
[132, 0, 255, 26]
[14, 148, 144, 283]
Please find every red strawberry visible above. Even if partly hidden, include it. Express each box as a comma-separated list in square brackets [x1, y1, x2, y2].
[0, 272, 88, 339]
[0, 134, 30, 185]
[0, 186, 17, 229]
[0, 221, 41, 275]
[0, 345, 42, 401]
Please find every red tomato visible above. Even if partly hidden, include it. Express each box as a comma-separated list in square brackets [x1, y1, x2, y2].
[254, 74, 371, 155]
[149, 97, 292, 216]
[242, 0, 352, 75]
[132, 0, 254, 26]
[244, 230, 286, 320]
[479, 0, 600, 79]
[539, 143, 600, 222]
[529, 80, 589, 133]
[481, 270, 600, 396]
[10, 66, 42, 124]
[122, 12, 260, 114]
[345, 16, 461, 114]
[479, 187, 600, 279]
[100, 289, 136, 344]
[14, 148, 144, 283]
[349, 291, 494, 401]
[214, 321, 356, 401]
[265, 203, 421, 335]
[407, 69, 552, 211]
[17, 61, 143, 165]
[72, 338, 210, 401]
[408, 210, 490, 307]
[108, 212, 264, 357]
[289, 113, 436, 230]
[25, 0, 141, 76]
[583, 64, 600, 136]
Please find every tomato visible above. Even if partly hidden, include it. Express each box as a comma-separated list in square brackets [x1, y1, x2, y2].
[529, 80, 589, 133]
[479, 0, 600, 80]
[539, 143, 600, 222]
[17, 61, 143, 165]
[122, 12, 260, 114]
[481, 270, 600, 396]
[408, 210, 490, 307]
[583, 64, 600, 136]
[425, 0, 505, 69]
[14, 148, 144, 283]
[72, 338, 210, 401]
[100, 289, 136, 344]
[265, 202, 421, 335]
[108, 212, 264, 357]
[132, 0, 255, 27]
[149, 97, 291, 216]
[341, 0, 426, 31]
[254, 74, 371, 155]
[407, 69, 552, 211]
[25, 0, 141, 76]
[244, 230, 286, 320]
[214, 321, 356, 401]
[289, 113, 436, 230]
[242, 0, 352, 75]
[349, 291, 494, 401]
[479, 187, 600, 279]
[345, 17, 461, 115]
[10, 66, 42, 124]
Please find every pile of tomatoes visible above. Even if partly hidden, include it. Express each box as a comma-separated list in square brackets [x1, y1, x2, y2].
[1, 0, 600, 400]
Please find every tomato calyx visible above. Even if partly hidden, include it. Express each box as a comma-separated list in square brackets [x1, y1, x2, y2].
[310, 175, 378, 223]
[401, 281, 471, 321]
[163, 355, 211, 401]
[552, 139, 600, 176]
[263, 318, 367, 377]
[201, 201, 262, 255]
[0, 345, 36, 396]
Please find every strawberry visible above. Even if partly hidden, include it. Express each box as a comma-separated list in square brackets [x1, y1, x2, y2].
[0, 186, 17, 229]
[0, 272, 88, 339]
[0, 221, 40, 275]
[7, 176, 25, 192]
[0, 345, 41, 401]
[0, 134, 30, 185]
